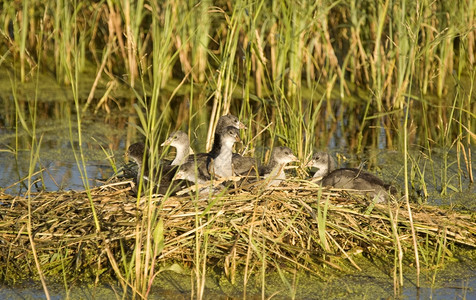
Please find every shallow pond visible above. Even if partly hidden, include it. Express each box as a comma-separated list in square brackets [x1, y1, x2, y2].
[0, 115, 122, 194]
[0, 73, 475, 298]
[1, 253, 476, 299]
[1, 107, 474, 299]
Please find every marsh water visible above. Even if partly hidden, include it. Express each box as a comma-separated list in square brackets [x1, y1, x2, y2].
[1, 253, 476, 299]
[0, 74, 475, 299]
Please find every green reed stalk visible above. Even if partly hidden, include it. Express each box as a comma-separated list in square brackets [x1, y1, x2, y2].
[286, 1, 306, 98]
[436, 33, 453, 99]
[19, 0, 29, 82]
[26, 134, 50, 300]
[455, 43, 473, 188]
[370, 0, 389, 112]
[20, 15, 50, 295]
[199, 222, 209, 299]
[143, 216, 165, 298]
[302, 88, 325, 161]
[63, 0, 100, 233]
[192, 192, 201, 300]
[274, 259, 295, 299]
[272, 1, 291, 98]
[243, 200, 258, 299]
[195, 0, 211, 83]
[55, 0, 74, 84]
[465, 70, 475, 183]
[182, 0, 211, 83]
[357, 0, 393, 152]
[395, 1, 423, 285]
[346, 0, 367, 86]
[388, 205, 403, 287]
[261, 231, 267, 300]
[440, 89, 461, 195]
[432, 231, 449, 286]
[60, 248, 70, 298]
[403, 95, 420, 288]
[239, 0, 265, 137]
[53, 0, 62, 81]
[419, 0, 433, 95]
[206, 4, 242, 150]
[419, 92, 438, 193]
[124, 1, 179, 296]
[356, 99, 372, 154]
[317, 192, 330, 252]
[277, 94, 304, 157]
[192, 192, 226, 299]
[395, 0, 409, 104]
[121, 0, 145, 87]
[412, 155, 428, 201]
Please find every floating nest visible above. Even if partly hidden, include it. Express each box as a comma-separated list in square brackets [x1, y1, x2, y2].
[0, 179, 475, 283]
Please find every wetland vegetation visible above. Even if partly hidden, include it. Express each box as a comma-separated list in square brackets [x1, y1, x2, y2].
[0, 0, 475, 298]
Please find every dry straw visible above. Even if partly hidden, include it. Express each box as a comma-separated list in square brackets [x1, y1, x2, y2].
[1, 180, 475, 283]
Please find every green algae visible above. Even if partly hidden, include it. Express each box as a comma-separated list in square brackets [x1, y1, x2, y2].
[5, 249, 474, 299]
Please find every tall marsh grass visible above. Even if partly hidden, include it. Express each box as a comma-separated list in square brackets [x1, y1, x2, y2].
[2, 0, 473, 153]
[1, 0, 475, 298]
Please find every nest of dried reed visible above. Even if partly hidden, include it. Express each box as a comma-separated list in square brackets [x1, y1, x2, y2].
[0, 179, 475, 282]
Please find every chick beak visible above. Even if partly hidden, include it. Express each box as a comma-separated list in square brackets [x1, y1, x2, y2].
[161, 138, 171, 147]
[174, 170, 183, 180]
[239, 121, 247, 130]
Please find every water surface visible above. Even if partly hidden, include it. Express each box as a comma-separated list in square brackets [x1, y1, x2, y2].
[0, 73, 475, 299]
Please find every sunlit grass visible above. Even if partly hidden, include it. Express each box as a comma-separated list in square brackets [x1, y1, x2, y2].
[1, 0, 474, 153]
[0, 0, 475, 298]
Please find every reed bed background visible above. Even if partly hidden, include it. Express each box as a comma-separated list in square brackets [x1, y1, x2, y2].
[1, 0, 476, 298]
[1, 0, 475, 151]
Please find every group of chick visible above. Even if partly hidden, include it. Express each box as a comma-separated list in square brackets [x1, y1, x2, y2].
[126, 114, 396, 202]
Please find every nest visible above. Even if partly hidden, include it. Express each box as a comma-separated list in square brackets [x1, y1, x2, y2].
[0, 179, 475, 283]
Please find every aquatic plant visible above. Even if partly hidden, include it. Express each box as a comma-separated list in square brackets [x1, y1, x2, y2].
[0, 0, 475, 298]
[1, 184, 475, 297]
